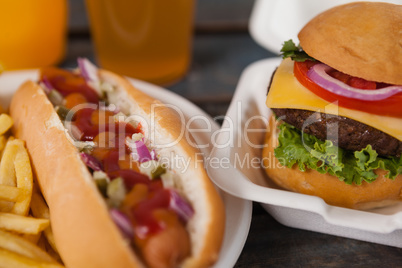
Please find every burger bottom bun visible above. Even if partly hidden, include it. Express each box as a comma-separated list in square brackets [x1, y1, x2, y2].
[262, 116, 402, 210]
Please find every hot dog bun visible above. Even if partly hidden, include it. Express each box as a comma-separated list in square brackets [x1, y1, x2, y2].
[298, 2, 402, 85]
[10, 69, 225, 268]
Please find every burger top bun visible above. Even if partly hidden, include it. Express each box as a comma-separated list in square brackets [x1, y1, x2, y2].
[298, 2, 402, 85]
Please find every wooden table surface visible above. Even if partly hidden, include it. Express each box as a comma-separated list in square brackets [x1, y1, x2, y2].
[61, 1, 402, 267]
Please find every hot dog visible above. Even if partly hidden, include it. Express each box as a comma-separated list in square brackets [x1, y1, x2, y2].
[10, 59, 225, 268]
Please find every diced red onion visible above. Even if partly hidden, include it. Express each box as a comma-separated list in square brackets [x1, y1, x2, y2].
[150, 149, 158, 161]
[134, 225, 149, 240]
[77, 58, 99, 83]
[307, 63, 402, 101]
[41, 75, 53, 94]
[80, 152, 103, 171]
[126, 139, 152, 163]
[169, 190, 194, 223]
[135, 140, 152, 162]
[110, 209, 134, 239]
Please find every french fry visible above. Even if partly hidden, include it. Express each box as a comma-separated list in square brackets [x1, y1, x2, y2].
[0, 114, 13, 136]
[30, 191, 50, 220]
[42, 239, 63, 265]
[0, 135, 6, 159]
[0, 139, 21, 186]
[0, 139, 21, 212]
[0, 136, 14, 163]
[11, 143, 33, 216]
[30, 191, 59, 254]
[0, 185, 24, 202]
[36, 234, 48, 252]
[22, 233, 42, 245]
[0, 212, 49, 234]
[0, 229, 56, 264]
[0, 139, 33, 215]
[0, 248, 63, 268]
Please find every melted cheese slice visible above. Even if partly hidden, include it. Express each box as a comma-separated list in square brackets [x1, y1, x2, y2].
[266, 58, 402, 141]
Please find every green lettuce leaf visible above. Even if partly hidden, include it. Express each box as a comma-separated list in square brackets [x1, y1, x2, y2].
[280, 40, 316, 62]
[274, 122, 402, 185]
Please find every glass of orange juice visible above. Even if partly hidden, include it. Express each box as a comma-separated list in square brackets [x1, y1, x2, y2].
[0, 0, 68, 71]
[85, 0, 195, 86]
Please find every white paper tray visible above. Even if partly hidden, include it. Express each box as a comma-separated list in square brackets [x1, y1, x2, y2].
[206, 57, 402, 248]
[249, 0, 402, 54]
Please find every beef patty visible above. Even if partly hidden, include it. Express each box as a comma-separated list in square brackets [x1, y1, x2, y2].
[272, 108, 402, 157]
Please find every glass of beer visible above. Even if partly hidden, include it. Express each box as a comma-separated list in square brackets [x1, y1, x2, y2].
[0, 0, 67, 71]
[85, 0, 195, 86]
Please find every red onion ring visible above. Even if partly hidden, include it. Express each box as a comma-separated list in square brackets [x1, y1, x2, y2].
[307, 63, 402, 101]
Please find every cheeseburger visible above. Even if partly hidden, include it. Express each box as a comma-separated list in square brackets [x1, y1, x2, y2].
[262, 2, 402, 209]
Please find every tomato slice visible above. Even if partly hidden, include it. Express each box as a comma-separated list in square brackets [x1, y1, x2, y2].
[293, 61, 402, 118]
